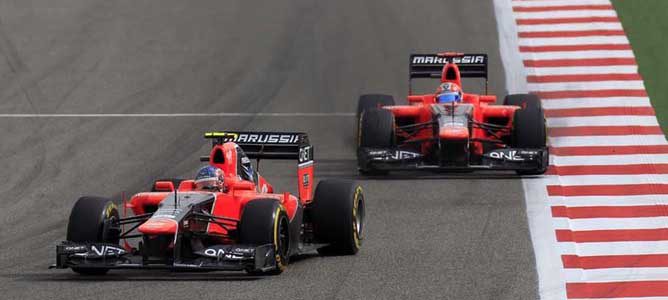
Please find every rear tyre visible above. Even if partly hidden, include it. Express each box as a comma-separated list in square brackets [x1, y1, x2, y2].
[508, 94, 548, 175]
[66, 196, 120, 275]
[358, 108, 395, 175]
[239, 199, 290, 275]
[311, 180, 365, 255]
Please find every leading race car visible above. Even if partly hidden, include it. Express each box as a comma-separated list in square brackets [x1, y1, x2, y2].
[52, 131, 365, 275]
[356, 52, 548, 175]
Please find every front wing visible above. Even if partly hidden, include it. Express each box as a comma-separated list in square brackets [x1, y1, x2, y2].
[358, 147, 549, 172]
[51, 242, 277, 272]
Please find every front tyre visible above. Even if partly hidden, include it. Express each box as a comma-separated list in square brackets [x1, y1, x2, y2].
[311, 180, 365, 255]
[66, 196, 120, 275]
[508, 94, 548, 175]
[357, 94, 395, 134]
[358, 108, 395, 175]
[239, 199, 290, 275]
[359, 108, 395, 148]
[503, 93, 542, 110]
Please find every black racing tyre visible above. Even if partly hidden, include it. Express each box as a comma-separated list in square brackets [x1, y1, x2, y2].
[511, 99, 546, 149]
[512, 106, 546, 149]
[358, 108, 395, 175]
[356, 94, 395, 123]
[503, 93, 542, 110]
[356, 94, 395, 144]
[359, 108, 395, 148]
[239, 199, 290, 275]
[66, 196, 120, 275]
[311, 180, 365, 255]
[150, 178, 183, 192]
[510, 95, 548, 175]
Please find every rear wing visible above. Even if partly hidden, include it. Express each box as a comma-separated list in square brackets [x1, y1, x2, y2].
[409, 53, 488, 94]
[204, 131, 311, 160]
[204, 131, 315, 201]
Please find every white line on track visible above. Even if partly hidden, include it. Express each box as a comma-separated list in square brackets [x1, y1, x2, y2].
[541, 97, 651, 110]
[549, 194, 668, 208]
[553, 217, 668, 231]
[519, 177, 569, 300]
[514, 10, 618, 20]
[518, 22, 623, 33]
[511, 0, 612, 7]
[545, 174, 668, 186]
[519, 35, 629, 46]
[546, 116, 658, 127]
[549, 135, 668, 147]
[563, 267, 668, 283]
[552, 154, 668, 166]
[528, 80, 645, 92]
[521, 50, 635, 60]
[0, 112, 355, 118]
[496, 1, 569, 298]
[526, 66, 637, 76]
[558, 240, 668, 256]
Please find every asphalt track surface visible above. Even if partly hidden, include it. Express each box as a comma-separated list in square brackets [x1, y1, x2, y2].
[0, 1, 537, 299]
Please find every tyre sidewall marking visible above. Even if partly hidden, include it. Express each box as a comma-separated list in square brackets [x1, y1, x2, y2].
[273, 206, 287, 270]
[358, 113, 364, 147]
[352, 186, 363, 249]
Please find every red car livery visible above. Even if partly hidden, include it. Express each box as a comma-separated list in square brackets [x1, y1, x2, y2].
[356, 52, 548, 175]
[53, 131, 365, 275]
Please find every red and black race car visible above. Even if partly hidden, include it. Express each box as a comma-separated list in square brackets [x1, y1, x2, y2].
[52, 131, 365, 275]
[356, 52, 548, 175]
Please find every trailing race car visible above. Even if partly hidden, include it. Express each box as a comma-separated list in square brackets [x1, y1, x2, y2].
[52, 131, 365, 275]
[356, 52, 548, 175]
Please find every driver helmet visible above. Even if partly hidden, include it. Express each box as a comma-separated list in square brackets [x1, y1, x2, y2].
[436, 82, 463, 103]
[194, 166, 225, 191]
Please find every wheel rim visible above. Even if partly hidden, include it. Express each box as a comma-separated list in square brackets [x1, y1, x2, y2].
[101, 203, 120, 243]
[352, 187, 365, 247]
[278, 216, 289, 258]
[102, 215, 120, 242]
[274, 211, 289, 270]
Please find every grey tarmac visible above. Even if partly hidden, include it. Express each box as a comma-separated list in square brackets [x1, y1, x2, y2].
[0, 0, 537, 299]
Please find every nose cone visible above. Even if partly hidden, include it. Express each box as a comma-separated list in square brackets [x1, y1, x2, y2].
[138, 218, 178, 235]
[439, 126, 469, 140]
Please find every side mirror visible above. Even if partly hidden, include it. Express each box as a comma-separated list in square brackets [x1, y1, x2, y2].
[479, 95, 496, 104]
[231, 180, 254, 191]
[154, 181, 175, 192]
[408, 95, 424, 104]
